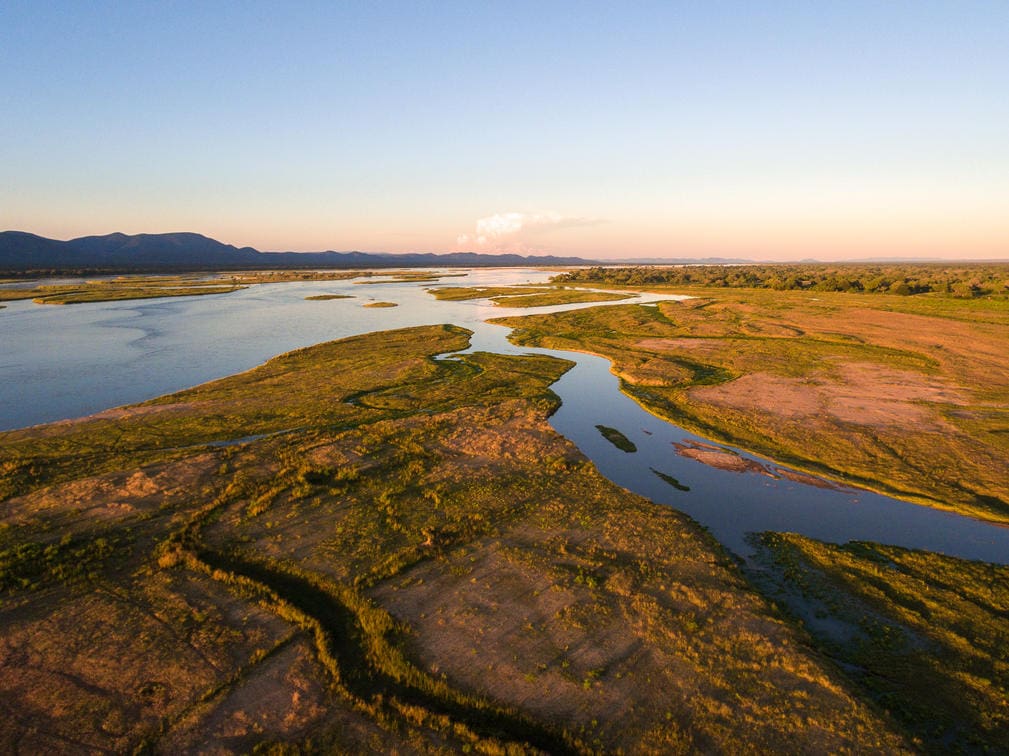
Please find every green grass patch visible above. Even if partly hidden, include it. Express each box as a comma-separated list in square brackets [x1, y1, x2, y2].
[495, 289, 633, 308]
[651, 468, 690, 491]
[1, 531, 131, 593]
[753, 532, 1009, 753]
[427, 285, 632, 308]
[427, 285, 550, 301]
[595, 425, 636, 453]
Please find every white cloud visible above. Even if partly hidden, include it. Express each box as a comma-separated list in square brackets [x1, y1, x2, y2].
[455, 211, 600, 252]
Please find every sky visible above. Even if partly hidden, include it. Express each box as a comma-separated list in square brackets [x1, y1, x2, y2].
[2, 1, 1007, 260]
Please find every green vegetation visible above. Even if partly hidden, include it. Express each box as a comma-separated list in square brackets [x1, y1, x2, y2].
[595, 424, 637, 452]
[0, 531, 130, 592]
[0, 325, 904, 753]
[39, 285, 244, 304]
[356, 272, 466, 284]
[0, 325, 481, 498]
[0, 270, 411, 306]
[753, 533, 1009, 753]
[429, 285, 632, 307]
[305, 294, 353, 301]
[0, 277, 246, 304]
[498, 289, 633, 307]
[495, 289, 1009, 523]
[556, 263, 1009, 299]
[651, 468, 690, 491]
[363, 301, 398, 308]
[428, 285, 551, 300]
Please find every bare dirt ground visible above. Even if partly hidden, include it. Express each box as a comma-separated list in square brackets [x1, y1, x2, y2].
[366, 468, 903, 754]
[688, 362, 966, 433]
[799, 306, 1009, 394]
[672, 440, 774, 474]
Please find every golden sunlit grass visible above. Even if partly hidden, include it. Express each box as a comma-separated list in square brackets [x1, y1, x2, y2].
[0, 325, 904, 753]
[753, 532, 1009, 752]
[428, 285, 632, 307]
[0, 277, 247, 304]
[0, 270, 451, 305]
[428, 285, 551, 300]
[494, 288, 1009, 523]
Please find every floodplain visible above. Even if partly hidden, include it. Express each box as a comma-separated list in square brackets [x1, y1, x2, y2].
[0, 270, 464, 305]
[2, 264, 1009, 752]
[0, 323, 904, 753]
[497, 271, 1009, 524]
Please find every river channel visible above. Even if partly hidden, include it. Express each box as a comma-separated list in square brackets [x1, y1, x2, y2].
[2, 269, 1008, 563]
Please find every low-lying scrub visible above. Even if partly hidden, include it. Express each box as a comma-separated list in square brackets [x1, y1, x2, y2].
[752, 532, 1009, 753]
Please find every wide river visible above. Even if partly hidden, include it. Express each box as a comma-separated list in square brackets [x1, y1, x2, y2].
[3, 269, 1008, 563]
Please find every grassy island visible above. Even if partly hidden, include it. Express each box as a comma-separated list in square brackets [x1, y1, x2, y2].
[0, 270, 440, 306]
[0, 277, 248, 304]
[429, 285, 632, 307]
[595, 424, 637, 452]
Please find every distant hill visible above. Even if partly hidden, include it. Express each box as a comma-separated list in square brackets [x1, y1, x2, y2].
[0, 231, 592, 272]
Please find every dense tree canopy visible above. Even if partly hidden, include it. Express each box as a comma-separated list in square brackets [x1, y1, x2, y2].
[555, 264, 1009, 298]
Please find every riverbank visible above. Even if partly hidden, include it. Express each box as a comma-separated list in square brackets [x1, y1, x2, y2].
[0, 269, 467, 305]
[495, 287, 1009, 524]
[0, 325, 905, 753]
[750, 532, 1009, 751]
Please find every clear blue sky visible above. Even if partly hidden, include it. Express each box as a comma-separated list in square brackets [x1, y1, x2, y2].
[2, 1, 1007, 259]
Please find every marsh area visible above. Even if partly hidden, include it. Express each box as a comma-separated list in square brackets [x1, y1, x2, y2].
[3, 268, 1006, 565]
[3, 267, 1009, 751]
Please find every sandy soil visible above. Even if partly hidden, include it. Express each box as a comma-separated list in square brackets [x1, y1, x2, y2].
[688, 362, 966, 433]
[799, 307, 1009, 391]
[673, 441, 773, 475]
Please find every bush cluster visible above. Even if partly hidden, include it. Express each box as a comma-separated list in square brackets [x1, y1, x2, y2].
[555, 264, 1009, 297]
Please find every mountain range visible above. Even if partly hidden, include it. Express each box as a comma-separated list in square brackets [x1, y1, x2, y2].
[0, 231, 593, 271]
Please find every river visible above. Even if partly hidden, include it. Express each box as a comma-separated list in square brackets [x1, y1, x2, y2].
[3, 269, 1008, 563]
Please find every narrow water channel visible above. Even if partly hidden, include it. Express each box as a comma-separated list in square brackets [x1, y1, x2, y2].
[3, 270, 1008, 564]
[453, 320, 1009, 565]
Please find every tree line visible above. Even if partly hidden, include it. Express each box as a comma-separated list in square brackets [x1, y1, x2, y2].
[554, 263, 1009, 298]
